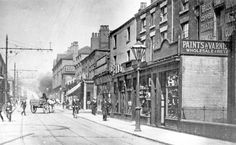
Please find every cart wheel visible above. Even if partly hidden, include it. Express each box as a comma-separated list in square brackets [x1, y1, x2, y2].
[31, 105, 37, 113]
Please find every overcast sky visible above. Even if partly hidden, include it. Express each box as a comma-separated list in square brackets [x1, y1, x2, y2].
[0, 0, 150, 82]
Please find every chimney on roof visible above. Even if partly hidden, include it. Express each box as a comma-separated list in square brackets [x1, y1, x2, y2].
[140, 2, 147, 10]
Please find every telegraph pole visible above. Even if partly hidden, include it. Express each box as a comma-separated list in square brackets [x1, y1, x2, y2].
[13, 63, 16, 99]
[4, 35, 8, 103]
[1, 35, 53, 104]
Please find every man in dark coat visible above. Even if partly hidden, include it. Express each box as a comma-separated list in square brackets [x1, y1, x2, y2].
[21, 100, 27, 116]
[101, 97, 110, 121]
[91, 99, 97, 115]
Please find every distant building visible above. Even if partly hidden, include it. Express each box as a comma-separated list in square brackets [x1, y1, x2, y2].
[52, 41, 78, 102]
[66, 25, 110, 110]
[80, 25, 110, 109]
[109, 17, 137, 117]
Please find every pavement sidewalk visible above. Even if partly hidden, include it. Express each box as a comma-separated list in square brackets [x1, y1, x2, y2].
[57, 107, 235, 145]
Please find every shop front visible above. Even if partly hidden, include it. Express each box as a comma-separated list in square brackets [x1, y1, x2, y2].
[111, 59, 180, 125]
[111, 39, 232, 139]
[94, 72, 112, 112]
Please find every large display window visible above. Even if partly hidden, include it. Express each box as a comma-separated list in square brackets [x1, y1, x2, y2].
[160, 69, 179, 120]
[166, 70, 179, 119]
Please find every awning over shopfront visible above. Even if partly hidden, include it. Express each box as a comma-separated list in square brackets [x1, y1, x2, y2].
[66, 82, 81, 96]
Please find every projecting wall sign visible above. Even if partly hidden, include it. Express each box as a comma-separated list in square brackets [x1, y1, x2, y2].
[181, 40, 229, 56]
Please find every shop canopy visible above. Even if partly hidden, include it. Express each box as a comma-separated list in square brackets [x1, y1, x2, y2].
[66, 82, 81, 96]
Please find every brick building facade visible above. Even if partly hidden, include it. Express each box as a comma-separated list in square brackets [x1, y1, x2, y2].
[108, 0, 236, 141]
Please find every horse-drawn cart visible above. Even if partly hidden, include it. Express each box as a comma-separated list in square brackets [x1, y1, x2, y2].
[30, 99, 50, 113]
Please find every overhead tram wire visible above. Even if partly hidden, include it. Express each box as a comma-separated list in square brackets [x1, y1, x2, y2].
[0, 47, 52, 51]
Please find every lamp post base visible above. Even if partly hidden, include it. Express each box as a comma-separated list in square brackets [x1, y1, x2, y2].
[134, 107, 141, 132]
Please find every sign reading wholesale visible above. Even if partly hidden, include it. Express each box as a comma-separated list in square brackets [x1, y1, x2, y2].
[181, 40, 230, 56]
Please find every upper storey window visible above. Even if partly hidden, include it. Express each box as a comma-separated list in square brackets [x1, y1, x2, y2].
[182, 22, 189, 39]
[180, 0, 189, 12]
[141, 18, 146, 32]
[127, 26, 131, 43]
[113, 35, 117, 49]
[160, 6, 167, 23]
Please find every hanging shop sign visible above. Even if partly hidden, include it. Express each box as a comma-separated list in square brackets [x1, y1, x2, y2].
[181, 40, 229, 56]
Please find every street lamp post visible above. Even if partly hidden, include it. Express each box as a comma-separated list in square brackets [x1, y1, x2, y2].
[131, 40, 146, 132]
[59, 87, 62, 103]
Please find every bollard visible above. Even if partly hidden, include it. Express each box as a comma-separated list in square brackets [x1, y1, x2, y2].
[134, 107, 141, 132]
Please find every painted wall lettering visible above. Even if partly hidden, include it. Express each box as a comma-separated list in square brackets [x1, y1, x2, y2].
[181, 40, 229, 56]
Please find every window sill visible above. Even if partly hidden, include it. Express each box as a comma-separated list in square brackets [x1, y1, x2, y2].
[159, 19, 167, 25]
[139, 29, 146, 35]
[179, 8, 189, 15]
[149, 25, 156, 30]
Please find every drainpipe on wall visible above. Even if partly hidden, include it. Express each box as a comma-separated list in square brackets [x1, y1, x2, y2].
[171, 0, 174, 42]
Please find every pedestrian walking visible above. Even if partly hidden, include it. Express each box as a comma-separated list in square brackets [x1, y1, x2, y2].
[0, 103, 4, 122]
[91, 98, 97, 115]
[72, 98, 80, 118]
[66, 99, 69, 109]
[21, 100, 27, 116]
[101, 97, 110, 121]
[5, 101, 13, 122]
[62, 101, 65, 109]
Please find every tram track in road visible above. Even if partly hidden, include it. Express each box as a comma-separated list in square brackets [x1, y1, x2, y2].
[35, 113, 66, 145]
[50, 111, 134, 145]
[44, 112, 99, 145]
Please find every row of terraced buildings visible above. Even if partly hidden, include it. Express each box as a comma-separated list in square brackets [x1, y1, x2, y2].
[52, 0, 236, 141]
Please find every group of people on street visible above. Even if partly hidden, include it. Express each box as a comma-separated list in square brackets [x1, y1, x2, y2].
[70, 96, 111, 121]
[0, 101, 15, 122]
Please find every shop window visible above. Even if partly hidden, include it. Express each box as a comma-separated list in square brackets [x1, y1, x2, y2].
[166, 70, 179, 119]
[152, 73, 157, 87]
[114, 82, 117, 94]
[118, 80, 124, 92]
[138, 74, 151, 116]
[126, 78, 131, 89]
[127, 91, 132, 114]
[133, 77, 137, 90]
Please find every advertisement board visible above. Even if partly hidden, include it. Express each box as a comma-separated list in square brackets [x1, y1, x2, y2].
[181, 40, 229, 56]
